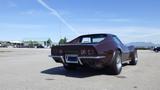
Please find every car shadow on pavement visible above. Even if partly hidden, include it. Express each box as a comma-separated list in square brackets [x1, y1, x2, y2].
[41, 66, 121, 78]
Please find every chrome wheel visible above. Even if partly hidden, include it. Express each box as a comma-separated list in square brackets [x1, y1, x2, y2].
[110, 51, 122, 75]
[116, 55, 122, 71]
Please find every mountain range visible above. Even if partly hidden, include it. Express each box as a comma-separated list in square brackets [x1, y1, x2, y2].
[127, 42, 160, 48]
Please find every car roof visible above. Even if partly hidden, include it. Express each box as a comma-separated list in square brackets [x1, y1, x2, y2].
[79, 33, 115, 37]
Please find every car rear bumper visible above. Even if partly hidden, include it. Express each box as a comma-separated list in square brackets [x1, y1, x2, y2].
[49, 55, 113, 68]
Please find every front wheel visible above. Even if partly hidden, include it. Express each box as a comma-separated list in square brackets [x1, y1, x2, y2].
[129, 51, 138, 65]
[110, 51, 122, 75]
[154, 50, 159, 53]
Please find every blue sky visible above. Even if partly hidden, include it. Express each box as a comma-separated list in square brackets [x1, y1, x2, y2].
[0, 0, 160, 43]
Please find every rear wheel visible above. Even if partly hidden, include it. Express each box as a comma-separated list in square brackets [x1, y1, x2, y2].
[129, 51, 138, 65]
[110, 51, 122, 75]
[63, 63, 77, 70]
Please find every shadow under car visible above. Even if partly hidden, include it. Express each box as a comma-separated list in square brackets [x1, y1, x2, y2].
[41, 63, 129, 78]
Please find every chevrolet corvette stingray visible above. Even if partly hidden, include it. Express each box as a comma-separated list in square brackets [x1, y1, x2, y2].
[49, 34, 138, 75]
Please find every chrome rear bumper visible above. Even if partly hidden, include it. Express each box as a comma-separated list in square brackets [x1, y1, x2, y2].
[49, 55, 106, 65]
[79, 56, 105, 59]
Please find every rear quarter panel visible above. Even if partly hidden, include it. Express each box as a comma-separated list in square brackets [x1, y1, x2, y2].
[95, 36, 117, 55]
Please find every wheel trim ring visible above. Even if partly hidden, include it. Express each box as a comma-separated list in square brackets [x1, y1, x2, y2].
[116, 55, 122, 71]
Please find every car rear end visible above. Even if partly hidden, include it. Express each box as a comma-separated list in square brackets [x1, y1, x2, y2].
[50, 44, 109, 68]
[50, 34, 116, 69]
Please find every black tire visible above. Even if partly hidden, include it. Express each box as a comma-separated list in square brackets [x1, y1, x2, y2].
[110, 51, 122, 75]
[63, 63, 77, 70]
[155, 50, 159, 53]
[129, 51, 138, 65]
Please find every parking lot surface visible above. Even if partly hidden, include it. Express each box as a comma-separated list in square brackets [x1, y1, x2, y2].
[0, 48, 160, 90]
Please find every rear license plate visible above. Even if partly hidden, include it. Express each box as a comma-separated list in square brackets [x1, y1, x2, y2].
[65, 55, 78, 63]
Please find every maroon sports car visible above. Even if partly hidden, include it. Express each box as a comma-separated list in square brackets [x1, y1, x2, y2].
[49, 34, 138, 75]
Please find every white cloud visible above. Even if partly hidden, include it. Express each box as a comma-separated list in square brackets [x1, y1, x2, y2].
[74, 18, 132, 23]
[20, 9, 54, 16]
[37, 0, 79, 35]
[20, 10, 35, 15]
[0, 23, 48, 29]
[107, 18, 131, 22]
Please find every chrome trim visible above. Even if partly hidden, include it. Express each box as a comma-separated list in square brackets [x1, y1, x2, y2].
[49, 55, 106, 64]
[112, 51, 116, 60]
[122, 61, 129, 64]
[65, 54, 83, 65]
[49, 55, 65, 63]
[79, 56, 106, 59]
[78, 58, 83, 65]
[60, 56, 65, 63]
[49, 55, 60, 58]
[48, 55, 53, 57]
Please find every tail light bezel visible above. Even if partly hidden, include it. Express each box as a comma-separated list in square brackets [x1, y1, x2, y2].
[80, 48, 96, 56]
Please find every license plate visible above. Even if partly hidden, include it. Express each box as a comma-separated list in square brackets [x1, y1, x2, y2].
[65, 55, 78, 63]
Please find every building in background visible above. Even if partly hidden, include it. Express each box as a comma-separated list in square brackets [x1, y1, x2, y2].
[0, 38, 53, 48]
[22, 38, 53, 48]
[9, 41, 24, 48]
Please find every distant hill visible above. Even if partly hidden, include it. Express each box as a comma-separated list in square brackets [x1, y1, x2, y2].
[127, 42, 160, 48]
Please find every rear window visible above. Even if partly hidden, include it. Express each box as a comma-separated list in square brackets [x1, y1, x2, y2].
[81, 34, 106, 44]
[81, 37, 91, 43]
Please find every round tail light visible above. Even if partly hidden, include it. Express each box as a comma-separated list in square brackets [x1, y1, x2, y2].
[59, 49, 63, 54]
[80, 49, 87, 55]
[87, 49, 95, 55]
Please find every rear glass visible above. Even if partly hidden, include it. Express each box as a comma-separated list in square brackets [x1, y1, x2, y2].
[81, 34, 106, 44]
[81, 37, 91, 43]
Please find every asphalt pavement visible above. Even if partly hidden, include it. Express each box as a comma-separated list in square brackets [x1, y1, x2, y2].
[0, 48, 160, 90]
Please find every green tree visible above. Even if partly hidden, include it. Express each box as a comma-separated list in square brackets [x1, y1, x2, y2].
[59, 37, 67, 44]
[47, 38, 52, 47]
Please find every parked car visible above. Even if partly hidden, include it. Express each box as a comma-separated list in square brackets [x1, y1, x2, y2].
[37, 45, 44, 48]
[49, 34, 138, 75]
[153, 47, 160, 52]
